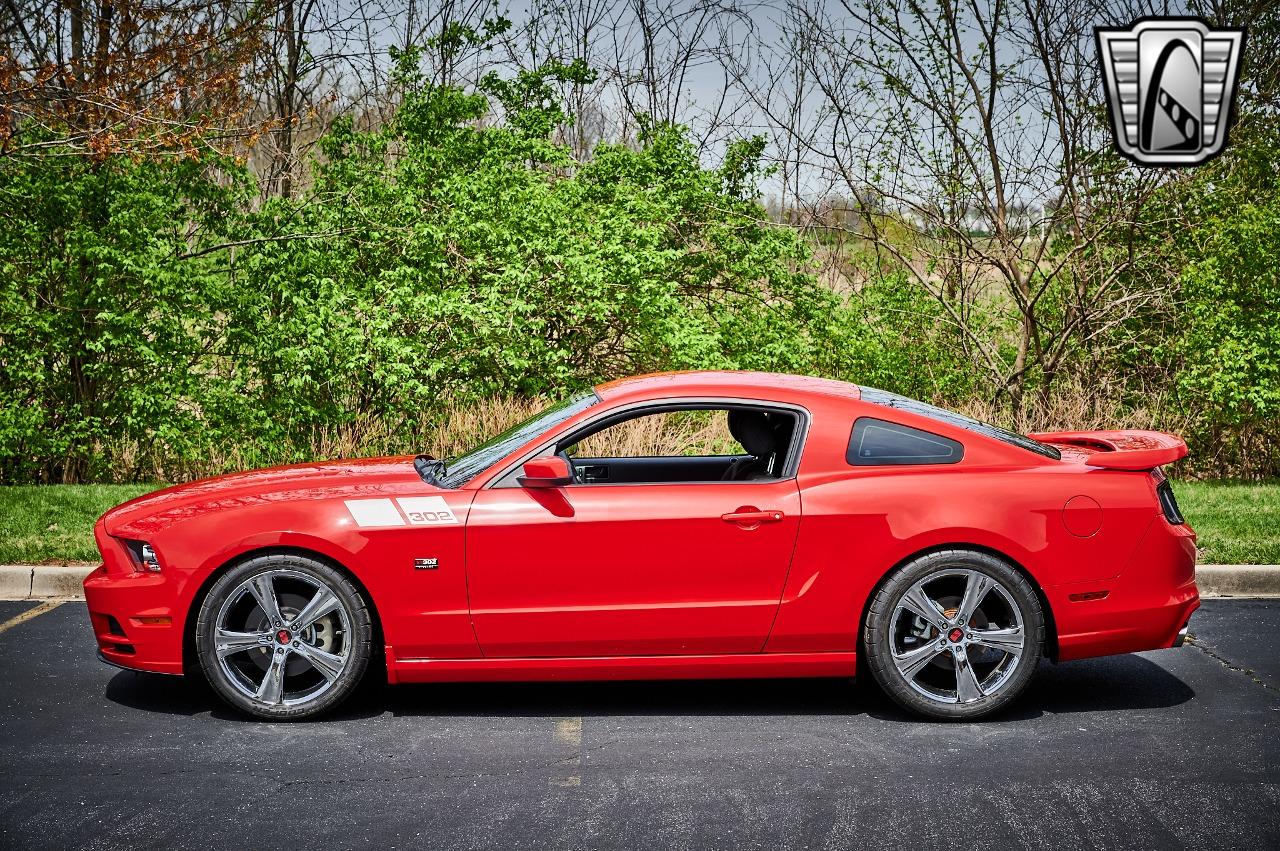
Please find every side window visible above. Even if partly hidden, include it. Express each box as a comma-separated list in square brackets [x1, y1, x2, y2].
[556, 406, 800, 484]
[847, 417, 963, 466]
[565, 409, 738, 458]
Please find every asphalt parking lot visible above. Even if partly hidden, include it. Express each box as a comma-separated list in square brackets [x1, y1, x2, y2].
[1, 599, 1277, 850]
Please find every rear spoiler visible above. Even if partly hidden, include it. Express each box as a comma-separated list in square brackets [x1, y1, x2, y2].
[1027, 430, 1188, 471]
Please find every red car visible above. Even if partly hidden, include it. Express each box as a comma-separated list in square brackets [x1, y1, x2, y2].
[84, 372, 1199, 720]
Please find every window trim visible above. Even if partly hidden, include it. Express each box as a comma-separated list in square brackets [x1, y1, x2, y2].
[486, 397, 811, 489]
[846, 416, 964, 467]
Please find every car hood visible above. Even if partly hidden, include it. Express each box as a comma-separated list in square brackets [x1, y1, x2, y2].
[100, 456, 427, 537]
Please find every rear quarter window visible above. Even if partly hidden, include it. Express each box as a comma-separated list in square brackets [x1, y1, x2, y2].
[847, 418, 964, 466]
[858, 386, 1060, 460]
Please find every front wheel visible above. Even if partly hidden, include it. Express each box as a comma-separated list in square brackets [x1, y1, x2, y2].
[862, 550, 1044, 720]
[195, 554, 373, 720]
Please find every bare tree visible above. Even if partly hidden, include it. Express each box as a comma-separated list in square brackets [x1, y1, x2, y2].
[606, 0, 752, 150]
[0, 0, 266, 158]
[717, 2, 827, 221]
[262, 0, 319, 197]
[729, 0, 1177, 411]
[503, 0, 614, 158]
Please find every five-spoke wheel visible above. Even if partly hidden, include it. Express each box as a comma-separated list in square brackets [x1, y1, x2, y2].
[195, 555, 373, 720]
[863, 550, 1044, 720]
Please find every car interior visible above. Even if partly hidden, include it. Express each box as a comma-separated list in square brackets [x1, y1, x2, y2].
[553, 405, 801, 484]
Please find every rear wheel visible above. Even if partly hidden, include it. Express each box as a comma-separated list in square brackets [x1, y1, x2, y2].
[863, 550, 1043, 720]
[195, 554, 373, 720]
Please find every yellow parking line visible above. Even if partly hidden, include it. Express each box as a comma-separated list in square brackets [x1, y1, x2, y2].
[0, 601, 64, 636]
[553, 716, 583, 787]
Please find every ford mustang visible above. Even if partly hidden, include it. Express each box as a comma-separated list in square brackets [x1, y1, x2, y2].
[84, 371, 1199, 720]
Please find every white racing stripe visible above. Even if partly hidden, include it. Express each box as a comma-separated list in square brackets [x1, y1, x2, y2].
[344, 499, 405, 528]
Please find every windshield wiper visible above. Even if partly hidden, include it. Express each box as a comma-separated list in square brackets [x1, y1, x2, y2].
[413, 454, 447, 486]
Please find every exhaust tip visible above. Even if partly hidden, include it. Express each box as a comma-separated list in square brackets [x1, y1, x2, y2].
[1173, 622, 1190, 648]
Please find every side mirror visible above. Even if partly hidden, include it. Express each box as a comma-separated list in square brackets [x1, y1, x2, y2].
[517, 456, 574, 488]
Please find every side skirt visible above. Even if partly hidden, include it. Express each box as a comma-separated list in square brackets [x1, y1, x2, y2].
[388, 650, 858, 684]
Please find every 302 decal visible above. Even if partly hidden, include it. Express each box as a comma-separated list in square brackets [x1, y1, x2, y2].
[343, 496, 458, 527]
[398, 497, 457, 525]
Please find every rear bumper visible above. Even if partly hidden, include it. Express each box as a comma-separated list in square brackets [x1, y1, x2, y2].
[1051, 516, 1200, 662]
[83, 564, 186, 675]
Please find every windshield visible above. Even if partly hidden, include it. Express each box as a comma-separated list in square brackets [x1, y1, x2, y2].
[859, 387, 1061, 460]
[435, 391, 600, 488]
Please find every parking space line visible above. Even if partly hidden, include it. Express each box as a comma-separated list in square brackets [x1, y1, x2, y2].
[553, 716, 583, 787]
[0, 600, 64, 636]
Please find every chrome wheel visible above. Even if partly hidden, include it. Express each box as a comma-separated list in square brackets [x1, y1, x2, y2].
[889, 568, 1026, 706]
[212, 569, 352, 708]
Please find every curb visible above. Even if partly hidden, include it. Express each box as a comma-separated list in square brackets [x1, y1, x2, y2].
[1194, 565, 1280, 598]
[2, 563, 1280, 600]
[0, 565, 93, 600]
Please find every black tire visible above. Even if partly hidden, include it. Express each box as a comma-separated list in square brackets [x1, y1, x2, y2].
[195, 553, 373, 720]
[862, 549, 1044, 721]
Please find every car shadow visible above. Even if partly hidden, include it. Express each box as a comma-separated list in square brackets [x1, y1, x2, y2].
[105, 654, 1194, 723]
[102, 668, 394, 722]
[380, 676, 863, 718]
[103, 669, 233, 719]
[861, 654, 1196, 722]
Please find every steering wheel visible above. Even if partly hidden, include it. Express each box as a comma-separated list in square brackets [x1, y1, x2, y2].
[556, 448, 581, 484]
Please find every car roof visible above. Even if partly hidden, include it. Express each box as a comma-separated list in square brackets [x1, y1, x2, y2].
[594, 371, 863, 404]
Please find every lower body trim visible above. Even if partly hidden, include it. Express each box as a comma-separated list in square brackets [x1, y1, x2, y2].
[389, 650, 858, 684]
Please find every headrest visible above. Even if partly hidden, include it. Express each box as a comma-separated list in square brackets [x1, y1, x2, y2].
[728, 410, 778, 457]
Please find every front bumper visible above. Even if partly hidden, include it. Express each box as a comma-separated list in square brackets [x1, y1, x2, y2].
[84, 564, 186, 675]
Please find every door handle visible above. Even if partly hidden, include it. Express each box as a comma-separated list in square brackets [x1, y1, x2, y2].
[721, 508, 785, 525]
[580, 464, 610, 482]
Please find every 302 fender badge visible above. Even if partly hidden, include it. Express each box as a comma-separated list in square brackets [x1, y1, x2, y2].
[344, 496, 459, 528]
[413, 558, 439, 570]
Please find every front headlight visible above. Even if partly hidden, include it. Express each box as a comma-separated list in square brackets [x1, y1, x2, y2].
[123, 539, 163, 573]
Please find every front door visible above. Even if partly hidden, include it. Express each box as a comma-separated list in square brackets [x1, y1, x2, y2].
[464, 478, 801, 657]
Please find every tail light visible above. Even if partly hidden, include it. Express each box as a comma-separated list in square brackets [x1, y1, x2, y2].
[1152, 470, 1185, 525]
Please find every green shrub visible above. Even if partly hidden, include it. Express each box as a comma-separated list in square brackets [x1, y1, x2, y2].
[0, 58, 848, 482]
[0, 144, 249, 482]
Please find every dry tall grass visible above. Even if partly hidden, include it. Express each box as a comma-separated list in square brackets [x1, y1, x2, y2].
[952, 376, 1195, 438]
[97, 377, 1220, 483]
[104, 397, 749, 482]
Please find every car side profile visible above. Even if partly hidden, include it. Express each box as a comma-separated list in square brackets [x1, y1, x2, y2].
[84, 371, 1199, 720]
